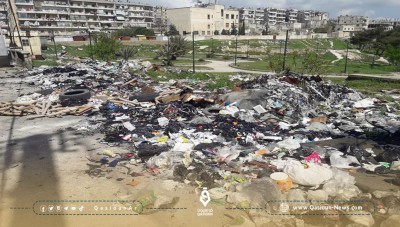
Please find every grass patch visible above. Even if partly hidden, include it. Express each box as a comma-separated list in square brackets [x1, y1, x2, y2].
[143, 70, 248, 90]
[235, 53, 398, 75]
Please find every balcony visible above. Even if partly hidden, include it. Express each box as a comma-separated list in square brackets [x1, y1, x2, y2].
[15, 0, 34, 5]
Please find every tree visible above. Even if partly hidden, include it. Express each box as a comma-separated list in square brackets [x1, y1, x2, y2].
[239, 21, 246, 35]
[158, 35, 189, 66]
[385, 44, 400, 70]
[113, 27, 155, 37]
[230, 24, 238, 35]
[214, 30, 220, 35]
[166, 24, 180, 36]
[87, 33, 122, 61]
[221, 29, 229, 35]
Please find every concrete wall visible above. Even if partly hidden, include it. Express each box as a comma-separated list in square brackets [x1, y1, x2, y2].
[0, 29, 10, 67]
[167, 8, 192, 35]
[183, 33, 329, 41]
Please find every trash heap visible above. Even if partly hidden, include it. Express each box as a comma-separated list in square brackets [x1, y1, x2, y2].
[4, 60, 400, 224]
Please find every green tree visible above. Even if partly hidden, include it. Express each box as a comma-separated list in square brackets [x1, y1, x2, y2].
[230, 24, 238, 35]
[221, 29, 229, 35]
[158, 35, 189, 66]
[166, 24, 180, 36]
[214, 30, 220, 35]
[87, 33, 122, 61]
[113, 27, 155, 37]
[239, 21, 246, 35]
[385, 44, 400, 70]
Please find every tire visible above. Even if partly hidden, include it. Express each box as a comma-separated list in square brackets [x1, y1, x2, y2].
[59, 89, 91, 101]
[129, 93, 159, 102]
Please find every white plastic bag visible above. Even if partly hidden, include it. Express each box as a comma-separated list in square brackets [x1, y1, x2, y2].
[283, 160, 333, 186]
[323, 169, 361, 199]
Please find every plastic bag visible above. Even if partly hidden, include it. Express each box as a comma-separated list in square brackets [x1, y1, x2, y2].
[323, 168, 361, 199]
[330, 151, 360, 168]
[277, 138, 301, 151]
[283, 160, 333, 186]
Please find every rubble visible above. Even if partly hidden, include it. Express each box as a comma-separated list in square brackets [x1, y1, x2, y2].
[3, 60, 400, 225]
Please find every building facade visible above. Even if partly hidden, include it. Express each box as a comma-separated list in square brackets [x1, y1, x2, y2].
[368, 19, 400, 31]
[239, 7, 264, 35]
[8, 0, 154, 36]
[153, 6, 167, 35]
[167, 4, 239, 36]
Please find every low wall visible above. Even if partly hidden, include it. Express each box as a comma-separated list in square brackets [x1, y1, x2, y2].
[183, 33, 329, 41]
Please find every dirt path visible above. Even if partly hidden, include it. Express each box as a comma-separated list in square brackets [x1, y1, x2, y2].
[196, 60, 269, 74]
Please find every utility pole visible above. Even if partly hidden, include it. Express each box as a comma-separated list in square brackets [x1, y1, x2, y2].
[344, 40, 349, 74]
[282, 30, 289, 71]
[88, 29, 93, 59]
[51, 30, 58, 60]
[235, 34, 238, 65]
[192, 32, 195, 73]
[246, 39, 249, 59]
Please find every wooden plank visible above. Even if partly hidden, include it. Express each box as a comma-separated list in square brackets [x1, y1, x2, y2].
[42, 101, 52, 115]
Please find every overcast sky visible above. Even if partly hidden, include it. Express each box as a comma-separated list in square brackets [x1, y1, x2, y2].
[136, 0, 399, 19]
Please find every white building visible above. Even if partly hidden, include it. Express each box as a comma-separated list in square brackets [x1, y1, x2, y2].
[166, 4, 239, 36]
[10, 0, 154, 36]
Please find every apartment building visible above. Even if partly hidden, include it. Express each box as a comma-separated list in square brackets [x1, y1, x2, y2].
[297, 10, 329, 29]
[166, 4, 239, 36]
[286, 9, 298, 24]
[10, 0, 154, 36]
[153, 6, 167, 34]
[265, 7, 287, 26]
[336, 15, 368, 31]
[332, 15, 368, 38]
[367, 19, 400, 31]
[239, 7, 264, 34]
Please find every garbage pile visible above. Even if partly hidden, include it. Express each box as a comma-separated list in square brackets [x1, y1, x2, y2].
[4, 60, 400, 224]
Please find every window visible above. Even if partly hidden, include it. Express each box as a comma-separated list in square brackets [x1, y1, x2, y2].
[207, 14, 210, 19]
[202, 31, 205, 35]
[22, 39, 29, 46]
[226, 14, 229, 19]
[231, 14, 234, 19]
[208, 24, 211, 29]
[207, 31, 210, 35]
[236, 15, 238, 19]
[221, 9, 224, 17]
[231, 23, 234, 28]
[226, 23, 229, 28]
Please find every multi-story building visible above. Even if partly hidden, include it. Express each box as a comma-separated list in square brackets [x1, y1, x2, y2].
[239, 7, 264, 34]
[9, 0, 154, 36]
[368, 19, 400, 31]
[166, 4, 239, 36]
[336, 15, 368, 31]
[286, 9, 298, 24]
[298, 10, 328, 29]
[333, 15, 368, 37]
[265, 8, 287, 26]
[153, 6, 167, 35]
